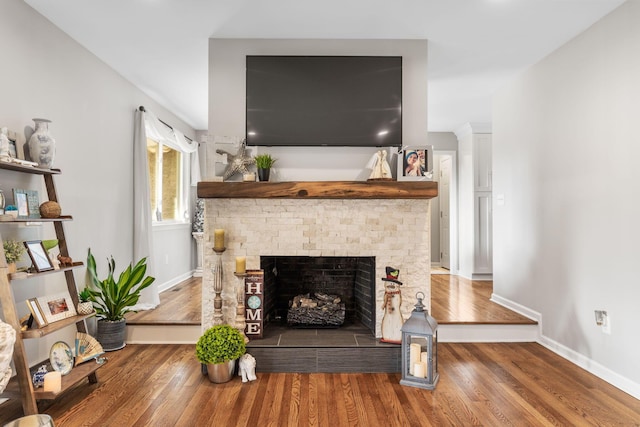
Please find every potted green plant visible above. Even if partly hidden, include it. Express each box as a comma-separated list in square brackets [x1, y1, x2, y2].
[196, 324, 246, 383]
[77, 287, 94, 315]
[85, 248, 155, 351]
[3, 240, 25, 273]
[253, 153, 276, 182]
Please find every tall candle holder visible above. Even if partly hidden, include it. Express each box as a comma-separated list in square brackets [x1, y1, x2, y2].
[212, 247, 225, 325]
[234, 272, 249, 343]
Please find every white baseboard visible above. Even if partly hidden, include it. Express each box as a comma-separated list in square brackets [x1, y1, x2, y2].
[439, 323, 538, 342]
[492, 292, 640, 400]
[127, 324, 201, 344]
[490, 293, 541, 322]
[538, 335, 640, 400]
[157, 271, 195, 293]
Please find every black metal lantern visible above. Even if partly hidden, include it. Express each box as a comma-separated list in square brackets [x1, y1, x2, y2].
[400, 292, 439, 389]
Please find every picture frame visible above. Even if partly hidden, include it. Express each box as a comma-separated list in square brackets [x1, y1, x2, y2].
[26, 298, 48, 328]
[397, 146, 434, 181]
[7, 129, 25, 160]
[12, 189, 41, 218]
[36, 291, 77, 324]
[24, 240, 55, 272]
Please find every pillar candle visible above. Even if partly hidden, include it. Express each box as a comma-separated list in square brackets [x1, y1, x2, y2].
[414, 362, 426, 379]
[236, 256, 246, 274]
[409, 343, 421, 376]
[213, 229, 225, 251]
[420, 351, 429, 363]
[43, 371, 62, 393]
[243, 172, 255, 182]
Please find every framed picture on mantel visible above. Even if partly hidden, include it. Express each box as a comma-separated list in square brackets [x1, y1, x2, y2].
[397, 146, 434, 181]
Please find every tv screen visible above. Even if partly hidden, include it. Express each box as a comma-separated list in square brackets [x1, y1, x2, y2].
[246, 55, 402, 147]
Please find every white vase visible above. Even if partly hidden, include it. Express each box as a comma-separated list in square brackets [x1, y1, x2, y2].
[28, 118, 56, 168]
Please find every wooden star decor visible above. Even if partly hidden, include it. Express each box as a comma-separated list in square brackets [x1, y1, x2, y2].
[216, 139, 255, 181]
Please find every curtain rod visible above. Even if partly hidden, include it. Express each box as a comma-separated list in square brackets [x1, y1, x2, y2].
[139, 105, 194, 143]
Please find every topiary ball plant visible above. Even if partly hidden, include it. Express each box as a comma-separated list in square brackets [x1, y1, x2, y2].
[196, 325, 246, 365]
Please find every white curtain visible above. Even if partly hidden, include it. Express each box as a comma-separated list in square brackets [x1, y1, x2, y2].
[132, 108, 158, 310]
[132, 109, 201, 310]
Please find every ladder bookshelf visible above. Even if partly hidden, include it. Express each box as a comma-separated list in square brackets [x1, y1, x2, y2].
[0, 162, 101, 415]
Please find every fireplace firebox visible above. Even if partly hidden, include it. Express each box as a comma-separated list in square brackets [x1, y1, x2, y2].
[260, 256, 376, 335]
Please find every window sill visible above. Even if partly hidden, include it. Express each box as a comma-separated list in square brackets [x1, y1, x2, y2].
[152, 221, 191, 231]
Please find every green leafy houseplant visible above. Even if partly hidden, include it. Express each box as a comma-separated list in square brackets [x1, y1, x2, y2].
[85, 248, 155, 321]
[254, 154, 276, 169]
[196, 325, 246, 365]
[3, 240, 25, 264]
[78, 287, 92, 303]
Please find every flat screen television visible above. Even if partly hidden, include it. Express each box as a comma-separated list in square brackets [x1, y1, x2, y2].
[246, 55, 402, 147]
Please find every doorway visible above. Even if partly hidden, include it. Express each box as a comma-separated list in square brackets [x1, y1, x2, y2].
[431, 151, 457, 274]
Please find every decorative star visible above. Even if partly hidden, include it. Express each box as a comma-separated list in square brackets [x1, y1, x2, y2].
[216, 139, 255, 181]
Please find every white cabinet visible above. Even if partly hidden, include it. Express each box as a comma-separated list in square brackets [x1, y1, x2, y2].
[474, 134, 492, 192]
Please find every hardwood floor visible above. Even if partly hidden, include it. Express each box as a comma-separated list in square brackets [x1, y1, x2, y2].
[126, 272, 536, 326]
[3, 274, 639, 424]
[430, 274, 536, 324]
[126, 276, 201, 325]
[1, 342, 638, 426]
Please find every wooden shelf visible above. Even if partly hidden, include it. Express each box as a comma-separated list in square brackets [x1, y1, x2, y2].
[198, 180, 438, 199]
[9, 262, 83, 282]
[0, 161, 60, 175]
[34, 360, 102, 400]
[0, 215, 73, 223]
[1, 358, 103, 400]
[0, 164, 102, 415]
[21, 313, 96, 339]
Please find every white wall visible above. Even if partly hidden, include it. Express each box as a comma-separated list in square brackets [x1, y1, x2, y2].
[493, 1, 640, 396]
[209, 39, 428, 181]
[0, 1, 196, 363]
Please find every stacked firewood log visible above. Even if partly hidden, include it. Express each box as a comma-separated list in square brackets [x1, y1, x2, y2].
[287, 292, 345, 327]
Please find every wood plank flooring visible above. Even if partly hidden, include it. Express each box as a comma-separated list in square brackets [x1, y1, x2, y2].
[126, 276, 201, 325]
[126, 273, 536, 326]
[1, 342, 638, 426]
[430, 274, 536, 324]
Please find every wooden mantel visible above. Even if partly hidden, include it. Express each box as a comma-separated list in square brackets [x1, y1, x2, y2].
[197, 180, 438, 199]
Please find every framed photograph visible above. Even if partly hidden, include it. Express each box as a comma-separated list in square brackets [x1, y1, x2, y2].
[24, 240, 54, 272]
[7, 129, 25, 160]
[26, 298, 48, 328]
[36, 291, 77, 324]
[397, 146, 434, 181]
[12, 189, 41, 218]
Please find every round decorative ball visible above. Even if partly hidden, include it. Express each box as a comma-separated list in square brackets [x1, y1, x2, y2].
[39, 201, 61, 218]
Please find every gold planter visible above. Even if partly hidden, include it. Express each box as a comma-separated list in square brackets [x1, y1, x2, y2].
[206, 360, 236, 383]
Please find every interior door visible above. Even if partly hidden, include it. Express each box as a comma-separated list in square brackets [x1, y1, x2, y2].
[439, 156, 451, 269]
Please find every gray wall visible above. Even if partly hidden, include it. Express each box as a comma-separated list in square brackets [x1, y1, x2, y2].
[0, 0, 196, 362]
[493, 1, 639, 396]
[208, 39, 428, 181]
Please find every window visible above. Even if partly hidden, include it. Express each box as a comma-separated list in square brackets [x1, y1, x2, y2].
[147, 137, 186, 222]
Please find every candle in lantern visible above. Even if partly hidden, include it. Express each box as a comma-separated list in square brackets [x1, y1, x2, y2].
[414, 362, 426, 379]
[409, 343, 421, 376]
[43, 371, 62, 393]
[213, 229, 225, 251]
[421, 351, 428, 363]
[236, 256, 246, 274]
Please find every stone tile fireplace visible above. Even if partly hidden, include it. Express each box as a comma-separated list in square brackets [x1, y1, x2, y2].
[200, 182, 435, 339]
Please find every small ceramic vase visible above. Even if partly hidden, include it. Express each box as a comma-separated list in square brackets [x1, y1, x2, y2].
[28, 118, 56, 168]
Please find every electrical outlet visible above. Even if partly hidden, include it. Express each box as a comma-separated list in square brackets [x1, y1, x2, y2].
[595, 310, 611, 334]
[602, 313, 611, 334]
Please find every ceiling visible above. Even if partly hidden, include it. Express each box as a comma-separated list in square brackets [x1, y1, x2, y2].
[25, 0, 625, 133]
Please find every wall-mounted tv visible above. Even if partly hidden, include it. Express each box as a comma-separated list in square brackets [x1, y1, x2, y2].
[246, 55, 402, 147]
